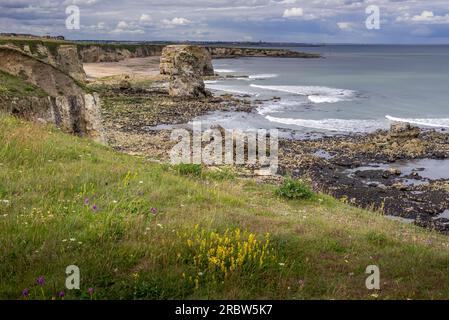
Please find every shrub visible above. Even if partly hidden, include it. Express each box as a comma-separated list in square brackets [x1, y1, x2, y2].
[174, 163, 202, 176]
[275, 178, 314, 200]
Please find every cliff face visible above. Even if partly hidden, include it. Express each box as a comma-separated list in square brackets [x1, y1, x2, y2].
[78, 44, 164, 63]
[206, 47, 320, 59]
[0, 47, 104, 142]
[0, 40, 87, 82]
[76, 44, 319, 63]
[160, 45, 211, 98]
[160, 45, 214, 77]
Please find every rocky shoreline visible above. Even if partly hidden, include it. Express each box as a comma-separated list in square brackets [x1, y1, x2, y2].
[94, 77, 449, 234]
[278, 124, 449, 233]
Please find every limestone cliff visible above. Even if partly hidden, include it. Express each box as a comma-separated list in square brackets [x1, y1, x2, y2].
[207, 47, 320, 59]
[0, 47, 104, 142]
[0, 39, 87, 82]
[160, 45, 210, 98]
[160, 45, 214, 76]
[78, 44, 164, 63]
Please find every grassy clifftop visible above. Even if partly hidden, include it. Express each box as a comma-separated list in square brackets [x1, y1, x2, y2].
[1, 114, 449, 300]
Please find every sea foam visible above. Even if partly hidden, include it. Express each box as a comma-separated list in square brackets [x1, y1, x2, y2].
[265, 115, 386, 132]
[250, 84, 356, 104]
[386, 115, 449, 128]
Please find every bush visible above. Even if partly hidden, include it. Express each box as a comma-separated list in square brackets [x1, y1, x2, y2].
[275, 178, 314, 200]
[174, 163, 202, 176]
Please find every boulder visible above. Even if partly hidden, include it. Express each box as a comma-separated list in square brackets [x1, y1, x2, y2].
[160, 45, 214, 77]
[161, 45, 212, 98]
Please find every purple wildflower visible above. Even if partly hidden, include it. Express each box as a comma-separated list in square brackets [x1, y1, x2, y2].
[151, 207, 158, 215]
[84, 198, 89, 205]
[92, 205, 98, 212]
[22, 288, 29, 297]
[87, 287, 94, 295]
[58, 291, 65, 298]
[36, 276, 45, 286]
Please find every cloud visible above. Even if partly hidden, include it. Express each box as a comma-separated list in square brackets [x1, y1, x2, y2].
[397, 10, 449, 24]
[337, 22, 355, 30]
[279, 0, 296, 4]
[163, 17, 192, 25]
[111, 20, 144, 34]
[116, 20, 128, 29]
[0, 0, 449, 43]
[282, 7, 303, 18]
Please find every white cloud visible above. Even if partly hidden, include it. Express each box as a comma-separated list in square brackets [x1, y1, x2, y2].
[397, 10, 449, 24]
[279, 0, 297, 4]
[337, 22, 355, 30]
[112, 20, 144, 34]
[282, 7, 303, 18]
[117, 21, 129, 29]
[163, 17, 192, 25]
[139, 14, 152, 23]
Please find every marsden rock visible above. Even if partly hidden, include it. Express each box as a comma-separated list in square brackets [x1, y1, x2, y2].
[161, 45, 212, 98]
[160, 45, 214, 77]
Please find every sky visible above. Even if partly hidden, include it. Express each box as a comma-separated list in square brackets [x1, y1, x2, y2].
[1, 0, 449, 44]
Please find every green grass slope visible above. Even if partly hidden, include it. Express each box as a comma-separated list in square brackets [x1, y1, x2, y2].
[0, 70, 47, 98]
[1, 114, 449, 300]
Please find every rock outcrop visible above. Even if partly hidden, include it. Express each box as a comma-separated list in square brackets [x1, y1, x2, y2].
[161, 45, 211, 98]
[78, 44, 164, 63]
[0, 47, 104, 142]
[0, 41, 86, 82]
[207, 47, 320, 59]
[388, 122, 421, 139]
[160, 45, 214, 76]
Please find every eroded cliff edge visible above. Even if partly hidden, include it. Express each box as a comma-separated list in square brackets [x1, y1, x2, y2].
[0, 47, 104, 143]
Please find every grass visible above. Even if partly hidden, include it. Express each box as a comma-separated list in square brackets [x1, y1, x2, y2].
[0, 70, 47, 98]
[0, 37, 69, 57]
[1, 114, 449, 300]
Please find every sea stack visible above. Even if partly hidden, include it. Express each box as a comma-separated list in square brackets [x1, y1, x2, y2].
[160, 45, 213, 98]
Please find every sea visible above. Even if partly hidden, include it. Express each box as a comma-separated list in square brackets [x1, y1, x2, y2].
[198, 45, 449, 137]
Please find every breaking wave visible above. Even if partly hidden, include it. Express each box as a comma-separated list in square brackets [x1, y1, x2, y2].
[250, 84, 356, 104]
[265, 115, 386, 132]
[386, 115, 449, 128]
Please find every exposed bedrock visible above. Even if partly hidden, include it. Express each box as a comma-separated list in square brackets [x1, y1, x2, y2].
[0, 47, 105, 142]
[160, 45, 214, 76]
[160, 45, 211, 98]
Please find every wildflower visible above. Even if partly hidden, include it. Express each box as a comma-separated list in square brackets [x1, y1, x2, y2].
[157, 223, 163, 229]
[88, 287, 94, 295]
[1, 200, 10, 205]
[22, 288, 29, 297]
[278, 263, 285, 267]
[150, 207, 158, 215]
[139, 181, 143, 184]
[70, 238, 76, 242]
[84, 198, 89, 205]
[92, 205, 98, 212]
[36, 276, 45, 286]
[58, 291, 65, 298]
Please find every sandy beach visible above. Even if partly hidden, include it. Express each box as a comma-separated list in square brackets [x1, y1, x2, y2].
[83, 56, 162, 79]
